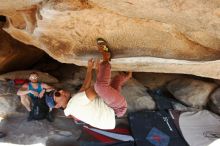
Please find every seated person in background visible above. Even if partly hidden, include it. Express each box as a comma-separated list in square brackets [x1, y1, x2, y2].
[48, 38, 132, 129]
[17, 72, 54, 120]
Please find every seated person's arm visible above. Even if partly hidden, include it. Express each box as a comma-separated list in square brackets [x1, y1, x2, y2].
[17, 83, 30, 96]
[39, 83, 54, 98]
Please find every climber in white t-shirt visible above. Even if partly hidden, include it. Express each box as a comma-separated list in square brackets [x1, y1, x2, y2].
[50, 38, 132, 129]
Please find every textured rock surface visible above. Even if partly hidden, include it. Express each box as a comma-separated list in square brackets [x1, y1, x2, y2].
[133, 72, 183, 89]
[167, 77, 217, 108]
[209, 88, 220, 115]
[0, 28, 44, 74]
[0, 94, 21, 117]
[0, 80, 22, 117]
[0, 0, 220, 79]
[121, 78, 156, 113]
[0, 113, 82, 146]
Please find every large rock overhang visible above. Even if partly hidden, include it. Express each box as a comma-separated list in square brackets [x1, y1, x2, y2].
[0, 0, 220, 79]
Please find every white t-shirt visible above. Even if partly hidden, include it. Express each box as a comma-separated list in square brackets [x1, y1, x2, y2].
[64, 91, 116, 129]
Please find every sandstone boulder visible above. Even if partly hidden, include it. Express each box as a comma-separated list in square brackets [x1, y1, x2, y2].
[52, 66, 87, 94]
[0, 29, 44, 74]
[0, 94, 21, 117]
[0, 115, 81, 146]
[121, 78, 156, 113]
[167, 78, 217, 108]
[133, 72, 183, 90]
[0, 81, 22, 117]
[0, 0, 220, 79]
[208, 88, 220, 115]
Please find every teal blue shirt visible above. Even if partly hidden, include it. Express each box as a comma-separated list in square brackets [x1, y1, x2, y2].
[28, 82, 43, 102]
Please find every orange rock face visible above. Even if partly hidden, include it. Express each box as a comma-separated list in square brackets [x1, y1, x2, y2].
[0, 28, 44, 73]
